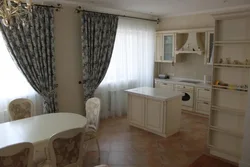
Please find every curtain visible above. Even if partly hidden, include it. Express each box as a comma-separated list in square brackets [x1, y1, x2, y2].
[81, 11, 118, 105]
[95, 18, 156, 119]
[0, 6, 57, 113]
[0, 32, 43, 123]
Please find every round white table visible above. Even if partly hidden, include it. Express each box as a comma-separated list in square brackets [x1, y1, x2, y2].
[0, 113, 87, 148]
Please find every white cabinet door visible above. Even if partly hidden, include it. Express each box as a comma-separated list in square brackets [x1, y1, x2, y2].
[163, 34, 175, 63]
[155, 34, 163, 62]
[196, 87, 211, 101]
[155, 82, 174, 91]
[196, 101, 210, 115]
[145, 98, 164, 133]
[128, 95, 145, 127]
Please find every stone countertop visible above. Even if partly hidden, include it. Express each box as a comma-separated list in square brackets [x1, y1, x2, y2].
[155, 78, 212, 88]
[125, 87, 183, 101]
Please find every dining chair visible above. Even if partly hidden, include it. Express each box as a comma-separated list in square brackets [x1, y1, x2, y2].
[8, 98, 33, 121]
[0, 142, 34, 167]
[84, 97, 101, 162]
[47, 128, 85, 167]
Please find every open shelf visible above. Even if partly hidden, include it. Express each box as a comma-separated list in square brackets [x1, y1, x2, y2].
[213, 63, 250, 68]
[215, 40, 250, 44]
[210, 126, 244, 138]
[175, 50, 203, 55]
[208, 145, 241, 158]
[211, 105, 245, 116]
[212, 85, 248, 93]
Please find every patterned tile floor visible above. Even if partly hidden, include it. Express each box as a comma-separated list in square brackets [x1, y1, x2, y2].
[83, 113, 209, 167]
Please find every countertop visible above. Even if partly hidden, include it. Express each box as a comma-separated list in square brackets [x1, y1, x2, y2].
[125, 87, 183, 101]
[155, 78, 211, 88]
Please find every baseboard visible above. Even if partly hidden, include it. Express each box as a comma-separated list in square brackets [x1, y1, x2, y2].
[182, 110, 209, 118]
[239, 161, 250, 167]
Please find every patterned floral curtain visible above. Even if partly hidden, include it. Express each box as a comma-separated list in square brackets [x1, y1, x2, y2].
[81, 11, 118, 103]
[0, 6, 58, 113]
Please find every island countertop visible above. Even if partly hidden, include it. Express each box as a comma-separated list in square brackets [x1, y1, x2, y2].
[125, 87, 183, 101]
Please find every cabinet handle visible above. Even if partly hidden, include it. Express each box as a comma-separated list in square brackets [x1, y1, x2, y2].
[203, 102, 209, 105]
[160, 56, 163, 60]
[204, 89, 210, 91]
[163, 83, 168, 85]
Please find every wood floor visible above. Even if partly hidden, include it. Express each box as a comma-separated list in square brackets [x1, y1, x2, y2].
[189, 155, 237, 167]
[83, 113, 236, 167]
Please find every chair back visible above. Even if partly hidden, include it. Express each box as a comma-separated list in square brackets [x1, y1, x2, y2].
[86, 97, 101, 132]
[0, 142, 34, 167]
[8, 98, 33, 121]
[48, 128, 85, 167]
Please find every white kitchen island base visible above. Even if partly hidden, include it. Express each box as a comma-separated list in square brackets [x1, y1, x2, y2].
[125, 87, 182, 138]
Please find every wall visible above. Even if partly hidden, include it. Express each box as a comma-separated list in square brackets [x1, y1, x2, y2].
[157, 14, 215, 80]
[55, 7, 84, 115]
[54, 5, 156, 115]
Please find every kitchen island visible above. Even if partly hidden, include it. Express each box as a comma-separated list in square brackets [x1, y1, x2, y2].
[125, 87, 182, 137]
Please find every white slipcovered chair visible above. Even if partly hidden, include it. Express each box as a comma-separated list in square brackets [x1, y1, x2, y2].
[8, 98, 33, 121]
[0, 142, 34, 167]
[84, 97, 101, 162]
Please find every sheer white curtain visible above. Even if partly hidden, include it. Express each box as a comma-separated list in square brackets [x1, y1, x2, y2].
[0, 32, 43, 123]
[95, 18, 156, 119]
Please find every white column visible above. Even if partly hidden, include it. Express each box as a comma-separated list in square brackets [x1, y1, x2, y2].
[240, 95, 250, 167]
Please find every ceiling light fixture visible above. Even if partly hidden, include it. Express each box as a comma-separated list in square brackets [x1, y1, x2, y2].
[0, 0, 32, 27]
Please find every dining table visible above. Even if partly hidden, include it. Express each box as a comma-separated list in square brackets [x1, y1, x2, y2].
[0, 113, 87, 156]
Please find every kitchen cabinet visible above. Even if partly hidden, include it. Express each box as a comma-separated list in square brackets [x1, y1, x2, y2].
[126, 87, 182, 137]
[129, 94, 145, 128]
[196, 87, 211, 101]
[196, 87, 211, 115]
[155, 33, 176, 63]
[155, 81, 174, 91]
[145, 98, 164, 133]
[163, 34, 175, 62]
[205, 31, 214, 65]
[196, 100, 210, 115]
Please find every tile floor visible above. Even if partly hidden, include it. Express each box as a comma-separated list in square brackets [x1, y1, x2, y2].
[83, 113, 209, 167]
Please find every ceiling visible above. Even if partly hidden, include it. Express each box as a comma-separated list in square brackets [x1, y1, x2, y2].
[59, 0, 250, 17]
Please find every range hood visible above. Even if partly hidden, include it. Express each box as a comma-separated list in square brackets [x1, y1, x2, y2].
[175, 31, 205, 56]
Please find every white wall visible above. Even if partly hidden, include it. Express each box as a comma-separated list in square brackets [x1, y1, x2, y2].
[157, 14, 214, 80]
[54, 6, 156, 115]
[55, 7, 84, 115]
[157, 14, 215, 31]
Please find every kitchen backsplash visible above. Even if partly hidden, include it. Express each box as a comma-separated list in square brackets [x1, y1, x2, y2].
[159, 54, 213, 80]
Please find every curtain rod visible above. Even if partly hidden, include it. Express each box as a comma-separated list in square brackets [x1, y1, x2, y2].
[75, 7, 160, 23]
[21, 3, 62, 11]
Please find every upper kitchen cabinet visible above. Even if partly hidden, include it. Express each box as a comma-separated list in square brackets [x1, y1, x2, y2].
[205, 31, 214, 65]
[155, 33, 176, 63]
[163, 34, 174, 62]
[156, 28, 214, 64]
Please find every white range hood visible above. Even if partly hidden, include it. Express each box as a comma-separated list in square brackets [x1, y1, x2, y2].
[175, 31, 205, 56]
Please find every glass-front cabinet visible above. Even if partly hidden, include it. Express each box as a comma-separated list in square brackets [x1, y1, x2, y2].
[205, 31, 214, 65]
[155, 33, 175, 63]
[163, 34, 174, 62]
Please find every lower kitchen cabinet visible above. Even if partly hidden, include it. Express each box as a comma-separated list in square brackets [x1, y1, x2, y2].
[196, 100, 210, 115]
[129, 95, 145, 128]
[126, 87, 182, 137]
[155, 81, 174, 91]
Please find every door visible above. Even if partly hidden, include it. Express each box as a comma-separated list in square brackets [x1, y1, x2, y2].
[163, 34, 174, 62]
[145, 98, 164, 133]
[128, 94, 145, 127]
[55, 9, 84, 115]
